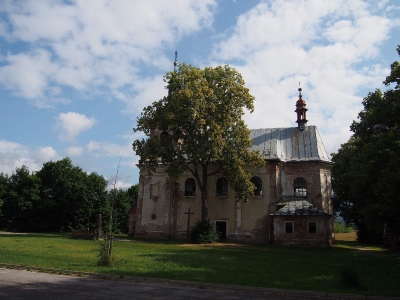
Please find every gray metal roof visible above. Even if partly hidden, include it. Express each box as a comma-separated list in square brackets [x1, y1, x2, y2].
[273, 199, 330, 216]
[250, 126, 331, 163]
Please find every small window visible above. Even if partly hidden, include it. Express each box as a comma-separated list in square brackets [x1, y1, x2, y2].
[308, 222, 317, 234]
[160, 131, 169, 143]
[284, 221, 294, 234]
[294, 177, 307, 197]
[185, 178, 196, 196]
[216, 177, 228, 196]
[250, 176, 262, 196]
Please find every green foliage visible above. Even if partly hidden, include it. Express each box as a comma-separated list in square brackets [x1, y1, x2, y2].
[127, 184, 139, 206]
[0, 166, 41, 231]
[339, 266, 362, 290]
[133, 63, 264, 221]
[334, 221, 353, 233]
[0, 158, 137, 234]
[190, 219, 220, 244]
[107, 188, 133, 234]
[97, 237, 115, 267]
[332, 46, 400, 242]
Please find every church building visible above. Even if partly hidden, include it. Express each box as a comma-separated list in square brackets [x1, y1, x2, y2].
[129, 88, 334, 247]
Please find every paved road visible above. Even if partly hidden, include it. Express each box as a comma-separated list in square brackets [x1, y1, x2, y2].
[0, 268, 309, 300]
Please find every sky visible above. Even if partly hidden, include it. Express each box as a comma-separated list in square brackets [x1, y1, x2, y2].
[0, 0, 399, 188]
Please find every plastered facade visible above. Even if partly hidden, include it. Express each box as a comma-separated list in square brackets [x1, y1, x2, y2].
[133, 157, 333, 245]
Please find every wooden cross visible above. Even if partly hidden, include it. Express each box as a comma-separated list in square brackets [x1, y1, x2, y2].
[183, 208, 194, 239]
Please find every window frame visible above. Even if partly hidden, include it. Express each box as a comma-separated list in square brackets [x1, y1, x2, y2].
[308, 221, 317, 234]
[284, 221, 294, 234]
[294, 177, 307, 197]
[250, 176, 263, 196]
[184, 178, 196, 196]
[216, 177, 228, 196]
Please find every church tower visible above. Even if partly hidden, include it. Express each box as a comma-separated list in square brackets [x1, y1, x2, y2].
[295, 87, 308, 131]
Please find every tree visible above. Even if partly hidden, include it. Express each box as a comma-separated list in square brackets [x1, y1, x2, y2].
[332, 46, 400, 243]
[133, 63, 264, 221]
[127, 184, 139, 206]
[0, 166, 41, 231]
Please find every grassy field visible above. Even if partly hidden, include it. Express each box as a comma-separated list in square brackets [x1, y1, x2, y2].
[0, 232, 399, 297]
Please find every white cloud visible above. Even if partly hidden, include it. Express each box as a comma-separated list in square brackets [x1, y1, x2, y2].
[87, 140, 134, 158]
[65, 146, 84, 157]
[34, 146, 60, 163]
[211, 0, 395, 155]
[56, 112, 96, 142]
[124, 76, 168, 116]
[0, 0, 217, 108]
[0, 140, 61, 175]
[0, 49, 61, 107]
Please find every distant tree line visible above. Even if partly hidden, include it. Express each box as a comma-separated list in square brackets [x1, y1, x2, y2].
[0, 157, 138, 234]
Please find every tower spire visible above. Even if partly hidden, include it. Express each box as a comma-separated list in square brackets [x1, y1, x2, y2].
[295, 84, 308, 131]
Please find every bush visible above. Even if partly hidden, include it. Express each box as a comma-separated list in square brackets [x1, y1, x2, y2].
[97, 237, 115, 267]
[339, 266, 362, 290]
[334, 221, 354, 233]
[190, 220, 219, 244]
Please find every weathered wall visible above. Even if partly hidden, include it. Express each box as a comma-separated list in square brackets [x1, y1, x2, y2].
[133, 159, 334, 245]
[273, 216, 332, 247]
[135, 166, 173, 238]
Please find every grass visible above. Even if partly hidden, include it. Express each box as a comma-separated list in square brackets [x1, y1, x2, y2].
[0, 232, 399, 297]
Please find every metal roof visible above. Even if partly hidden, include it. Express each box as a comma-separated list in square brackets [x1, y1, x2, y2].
[249, 126, 331, 163]
[273, 199, 330, 216]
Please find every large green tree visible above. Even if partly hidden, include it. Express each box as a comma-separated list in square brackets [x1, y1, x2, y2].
[133, 63, 264, 221]
[0, 166, 41, 231]
[332, 46, 400, 243]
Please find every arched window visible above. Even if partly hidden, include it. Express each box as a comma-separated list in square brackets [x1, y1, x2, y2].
[160, 131, 169, 142]
[185, 178, 196, 196]
[251, 176, 262, 196]
[216, 177, 228, 196]
[294, 177, 307, 197]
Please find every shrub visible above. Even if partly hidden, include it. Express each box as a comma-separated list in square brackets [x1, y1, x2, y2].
[339, 266, 362, 290]
[334, 221, 354, 233]
[190, 220, 219, 244]
[97, 237, 115, 267]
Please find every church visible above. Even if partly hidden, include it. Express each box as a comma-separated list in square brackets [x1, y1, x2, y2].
[129, 87, 334, 247]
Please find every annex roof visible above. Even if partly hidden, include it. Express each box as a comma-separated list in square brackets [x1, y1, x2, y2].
[273, 198, 331, 216]
[249, 126, 331, 163]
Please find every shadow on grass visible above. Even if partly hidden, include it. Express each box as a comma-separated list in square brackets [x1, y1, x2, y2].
[0, 232, 71, 239]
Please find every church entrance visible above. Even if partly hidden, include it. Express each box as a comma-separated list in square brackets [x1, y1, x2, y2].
[215, 220, 227, 240]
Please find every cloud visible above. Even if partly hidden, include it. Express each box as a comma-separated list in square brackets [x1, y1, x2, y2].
[34, 146, 60, 163]
[65, 146, 84, 157]
[211, 0, 396, 155]
[0, 140, 61, 174]
[0, 0, 217, 108]
[87, 140, 134, 158]
[57, 112, 96, 142]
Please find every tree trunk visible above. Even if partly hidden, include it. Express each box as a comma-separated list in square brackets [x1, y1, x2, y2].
[200, 165, 208, 222]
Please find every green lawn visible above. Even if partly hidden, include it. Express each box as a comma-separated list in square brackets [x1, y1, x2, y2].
[0, 232, 399, 297]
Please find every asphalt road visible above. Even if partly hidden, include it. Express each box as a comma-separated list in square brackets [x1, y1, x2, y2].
[0, 268, 309, 300]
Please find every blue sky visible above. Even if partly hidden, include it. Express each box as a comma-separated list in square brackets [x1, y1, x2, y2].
[0, 0, 399, 188]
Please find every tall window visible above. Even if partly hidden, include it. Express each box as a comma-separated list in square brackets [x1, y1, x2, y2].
[185, 178, 196, 196]
[294, 177, 307, 197]
[216, 177, 228, 196]
[251, 176, 262, 196]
